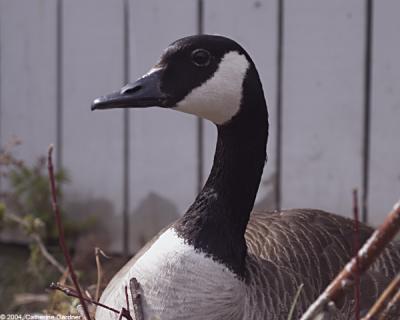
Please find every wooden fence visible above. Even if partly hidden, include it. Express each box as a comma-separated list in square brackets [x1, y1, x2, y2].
[0, 0, 399, 252]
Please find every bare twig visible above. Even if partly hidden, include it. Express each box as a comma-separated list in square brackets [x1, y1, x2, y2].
[32, 233, 67, 275]
[4, 210, 66, 274]
[95, 247, 109, 302]
[130, 277, 144, 320]
[14, 293, 49, 306]
[118, 308, 133, 320]
[379, 282, 400, 319]
[47, 145, 91, 320]
[300, 199, 400, 320]
[353, 189, 361, 320]
[50, 282, 119, 314]
[125, 285, 130, 312]
[287, 284, 304, 320]
[362, 273, 400, 320]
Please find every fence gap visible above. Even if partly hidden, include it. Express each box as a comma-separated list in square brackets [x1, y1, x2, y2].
[196, 0, 204, 193]
[56, 0, 63, 171]
[275, 0, 285, 210]
[362, 0, 374, 224]
[122, 0, 131, 256]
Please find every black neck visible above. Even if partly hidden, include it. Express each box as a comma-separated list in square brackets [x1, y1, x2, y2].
[175, 67, 269, 277]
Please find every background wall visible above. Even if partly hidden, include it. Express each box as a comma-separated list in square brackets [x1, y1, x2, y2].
[0, 0, 399, 253]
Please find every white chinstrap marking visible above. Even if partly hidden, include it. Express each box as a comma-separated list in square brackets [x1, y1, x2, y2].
[96, 228, 245, 320]
[175, 51, 250, 124]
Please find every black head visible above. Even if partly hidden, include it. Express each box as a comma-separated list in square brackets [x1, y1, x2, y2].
[92, 34, 265, 125]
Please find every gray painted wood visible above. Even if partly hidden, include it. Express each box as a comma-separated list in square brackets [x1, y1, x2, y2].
[128, 0, 197, 228]
[281, 0, 365, 217]
[1, 0, 400, 250]
[204, 0, 278, 210]
[0, 0, 57, 165]
[369, 0, 400, 226]
[61, 0, 125, 250]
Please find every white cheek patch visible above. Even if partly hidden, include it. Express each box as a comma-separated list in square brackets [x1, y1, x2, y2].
[175, 51, 250, 125]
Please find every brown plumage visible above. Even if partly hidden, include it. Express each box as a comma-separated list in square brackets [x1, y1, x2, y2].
[244, 209, 400, 319]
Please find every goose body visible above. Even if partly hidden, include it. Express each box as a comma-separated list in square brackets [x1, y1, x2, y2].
[92, 35, 400, 319]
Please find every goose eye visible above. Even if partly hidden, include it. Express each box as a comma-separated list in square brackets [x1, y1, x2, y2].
[191, 49, 211, 67]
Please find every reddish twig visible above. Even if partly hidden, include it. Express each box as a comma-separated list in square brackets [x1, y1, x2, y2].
[118, 308, 133, 320]
[50, 282, 119, 314]
[378, 282, 400, 319]
[353, 189, 361, 320]
[362, 273, 400, 320]
[300, 199, 400, 320]
[130, 277, 144, 320]
[51, 282, 132, 320]
[47, 145, 91, 320]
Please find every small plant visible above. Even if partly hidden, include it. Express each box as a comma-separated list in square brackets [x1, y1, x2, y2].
[0, 140, 96, 313]
[0, 140, 96, 246]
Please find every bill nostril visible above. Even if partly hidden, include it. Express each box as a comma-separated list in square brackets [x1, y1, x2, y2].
[121, 84, 142, 95]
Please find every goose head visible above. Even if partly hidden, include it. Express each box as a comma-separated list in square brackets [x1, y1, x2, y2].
[92, 35, 269, 278]
[92, 34, 267, 127]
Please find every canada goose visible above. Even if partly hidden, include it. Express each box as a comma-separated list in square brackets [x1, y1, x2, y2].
[92, 35, 400, 319]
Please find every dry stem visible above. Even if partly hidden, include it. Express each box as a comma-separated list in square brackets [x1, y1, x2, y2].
[379, 283, 400, 319]
[353, 189, 361, 320]
[51, 283, 136, 320]
[95, 247, 109, 302]
[50, 282, 119, 314]
[130, 277, 144, 320]
[4, 210, 66, 274]
[362, 273, 400, 319]
[48, 145, 91, 320]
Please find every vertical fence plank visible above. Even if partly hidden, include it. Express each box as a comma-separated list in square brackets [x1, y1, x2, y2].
[369, 0, 400, 226]
[204, 0, 278, 209]
[281, 0, 364, 217]
[62, 0, 124, 251]
[0, 0, 57, 165]
[128, 0, 197, 252]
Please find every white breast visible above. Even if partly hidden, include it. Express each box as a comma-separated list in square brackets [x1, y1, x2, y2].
[96, 228, 245, 320]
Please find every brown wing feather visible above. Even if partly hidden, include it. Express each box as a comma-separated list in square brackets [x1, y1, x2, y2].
[245, 209, 400, 318]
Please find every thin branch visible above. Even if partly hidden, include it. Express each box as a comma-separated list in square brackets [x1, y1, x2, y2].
[14, 293, 49, 306]
[32, 233, 66, 275]
[4, 210, 66, 274]
[50, 282, 119, 314]
[47, 145, 91, 320]
[378, 282, 400, 319]
[300, 199, 400, 320]
[118, 308, 133, 320]
[362, 273, 400, 320]
[51, 282, 136, 320]
[125, 285, 130, 312]
[353, 189, 361, 320]
[95, 247, 109, 302]
[287, 284, 304, 320]
[130, 277, 144, 320]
